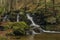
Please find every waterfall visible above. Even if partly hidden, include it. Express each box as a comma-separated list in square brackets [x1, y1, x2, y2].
[42, 30, 60, 33]
[26, 14, 40, 28]
[26, 13, 60, 34]
[17, 14, 19, 22]
[3, 15, 8, 22]
[26, 14, 41, 34]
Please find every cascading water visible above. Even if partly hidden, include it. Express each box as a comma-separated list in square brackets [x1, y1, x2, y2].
[3, 15, 8, 22]
[17, 14, 20, 22]
[2, 13, 60, 35]
[26, 14, 40, 27]
[26, 13, 42, 34]
[26, 13, 60, 34]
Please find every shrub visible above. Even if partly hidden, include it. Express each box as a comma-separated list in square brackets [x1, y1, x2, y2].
[3, 22, 13, 30]
[11, 22, 30, 35]
[1, 22, 30, 35]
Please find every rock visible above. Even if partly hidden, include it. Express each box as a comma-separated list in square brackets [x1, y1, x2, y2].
[0, 26, 4, 31]
[13, 30, 24, 36]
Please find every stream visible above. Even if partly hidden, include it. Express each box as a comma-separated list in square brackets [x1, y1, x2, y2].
[3, 15, 8, 22]
[26, 13, 60, 34]
[1, 13, 60, 40]
[3, 13, 60, 34]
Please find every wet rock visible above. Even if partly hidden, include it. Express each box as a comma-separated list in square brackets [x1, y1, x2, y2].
[26, 19, 32, 25]
[24, 28, 33, 35]
[13, 31, 24, 36]
[33, 28, 40, 33]
[25, 30, 32, 35]
[0, 26, 4, 31]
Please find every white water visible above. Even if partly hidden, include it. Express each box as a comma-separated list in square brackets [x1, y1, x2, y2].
[3, 15, 8, 22]
[17, 14, 19, 22]
[26, 14, 40, 28]
[26, 13, 60, 34]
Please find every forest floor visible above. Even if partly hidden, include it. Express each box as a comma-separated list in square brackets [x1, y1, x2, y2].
[0, 30, 60, 40]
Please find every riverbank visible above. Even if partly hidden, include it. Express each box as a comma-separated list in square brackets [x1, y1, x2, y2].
[0, 30, 60, 40]
[7, 33, 60, 40]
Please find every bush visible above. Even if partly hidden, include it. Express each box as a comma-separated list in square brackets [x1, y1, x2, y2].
[3, 22, 13, 30]
[2, 22, 30, 35]
[11, 22, 30, 35]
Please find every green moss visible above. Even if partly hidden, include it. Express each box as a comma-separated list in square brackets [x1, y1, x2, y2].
[2, 22, 30, 35]
[12, 22, 29, 34]
[3, 22, 13, 30]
